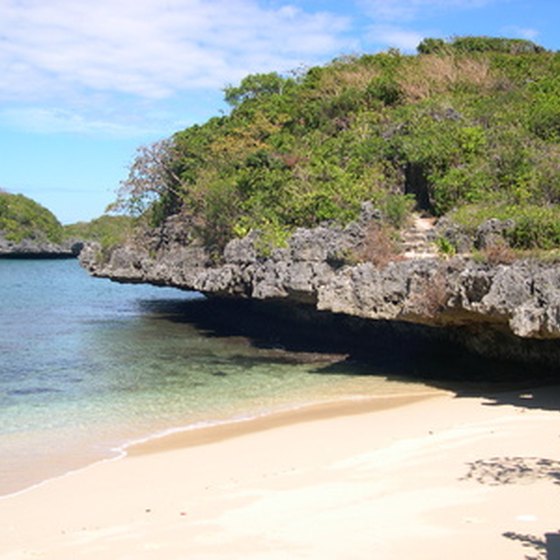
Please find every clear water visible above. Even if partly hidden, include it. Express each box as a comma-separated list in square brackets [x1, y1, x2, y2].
[0, 259, 435, 496]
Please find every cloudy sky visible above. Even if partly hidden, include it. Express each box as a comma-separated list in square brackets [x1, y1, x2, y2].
[1, 0, 558, 223]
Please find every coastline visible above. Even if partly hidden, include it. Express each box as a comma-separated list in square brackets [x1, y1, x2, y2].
[126, 391, 442, 456]
[1, 386, 559, 559]
[0, 391, 441, 500]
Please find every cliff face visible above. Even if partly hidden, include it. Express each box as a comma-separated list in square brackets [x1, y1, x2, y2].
[80, 210, 560, 367]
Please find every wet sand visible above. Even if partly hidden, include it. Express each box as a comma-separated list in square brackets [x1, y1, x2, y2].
[1, 387, 559, 559]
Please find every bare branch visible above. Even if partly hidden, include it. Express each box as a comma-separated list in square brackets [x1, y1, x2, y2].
[110, 138, 183, 215]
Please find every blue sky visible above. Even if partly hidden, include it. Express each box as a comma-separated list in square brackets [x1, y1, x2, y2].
[1, 0, 559, 223]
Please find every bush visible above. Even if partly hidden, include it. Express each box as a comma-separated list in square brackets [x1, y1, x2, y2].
[507, 210, 560, 249]
[411, 271, 449, 317]
[112, 38, 560, 255]
[366, 76, 403, 106]
[64, 215, 135, 249]
[529, 78, 560, 141]
[356, 224, 401, 267]
[418, 36, 545, 55]
[382, 193, 415, 228]
[435, 237, 457, 257]
[431, 164, 493, 214]
[481, 240, 516, 264]
[450, 204, 560, 250]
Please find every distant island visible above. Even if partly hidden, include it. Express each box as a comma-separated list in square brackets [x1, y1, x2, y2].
[0, 190, 132, 258]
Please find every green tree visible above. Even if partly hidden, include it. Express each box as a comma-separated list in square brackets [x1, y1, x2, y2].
[224, 72, 292, 108]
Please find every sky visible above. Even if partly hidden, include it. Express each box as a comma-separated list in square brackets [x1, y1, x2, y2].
[1, 0, 559, 223]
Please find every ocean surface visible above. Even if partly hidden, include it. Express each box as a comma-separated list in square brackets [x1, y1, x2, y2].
[0, 259, 435, 496]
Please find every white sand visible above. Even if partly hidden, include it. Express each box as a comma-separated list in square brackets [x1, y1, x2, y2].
[1, 388, 559, 559]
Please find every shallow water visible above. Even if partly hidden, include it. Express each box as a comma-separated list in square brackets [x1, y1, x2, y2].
[0, 259, 435, 496]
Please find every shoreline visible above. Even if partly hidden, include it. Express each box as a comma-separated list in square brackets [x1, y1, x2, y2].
[1, 390, 443, 500]
[1, 385, 559, 559]
[126, 390, 443, 456]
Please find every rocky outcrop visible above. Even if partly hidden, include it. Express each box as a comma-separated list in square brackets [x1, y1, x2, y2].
[80, 208, 560, 365]
[0, 234, 83, 258]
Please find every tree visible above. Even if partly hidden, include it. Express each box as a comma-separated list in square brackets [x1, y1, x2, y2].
[224, 72, 290, 108]
[109, 139, 183, 216]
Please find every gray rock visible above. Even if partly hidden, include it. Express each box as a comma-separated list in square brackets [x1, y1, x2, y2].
[0, 232, 82, 258]
[475, 218, 514, 249]
[80, 214, 560, 346]
[433, 217, 472, 253]
[224, 231, 259, 265]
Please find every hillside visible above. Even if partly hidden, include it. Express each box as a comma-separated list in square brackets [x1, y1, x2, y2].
[82, 37, 560, 366]
[0, 191, 64, 244]
[64, 215, 134, 249]
[113, 36, 560, 258]
[0, 192, 132, 258]
[0, 191, 84, 258]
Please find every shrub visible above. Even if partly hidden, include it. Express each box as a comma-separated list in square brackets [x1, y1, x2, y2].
[450, 204, 560, 250]
[529, 78, 560, 141]
[417, 36, 545, 55]
[431, 164, 493, 214]
[411, 271, 449, 317]
[382, 193, 415, 229]
[366, 76, 403, 106]
[356, 223, 401, 267]
[111, 39, 560, 256]
[64, 215, 135, 249]
[397, 55, 497, 102]
[481, 240, 517, 264]
[435, 237, 457, 257]
[507, 210, 560, 249]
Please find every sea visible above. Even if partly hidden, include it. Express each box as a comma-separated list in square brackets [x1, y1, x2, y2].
[0, 259, 436, 497]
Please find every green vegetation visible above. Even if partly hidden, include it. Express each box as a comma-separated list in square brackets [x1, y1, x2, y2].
[64, 215, 135, 248]
[435, 236, 457, 257]
[0, 190, 134, 248]
[113, 36, 560, 255]
[0, 192, 64, 243]
[451, 204, 560, 249]
[417, 36, 545, 55]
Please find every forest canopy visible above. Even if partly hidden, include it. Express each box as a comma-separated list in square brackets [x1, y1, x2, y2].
[0, 192, 64, 243]
[114, 36, 560, 254]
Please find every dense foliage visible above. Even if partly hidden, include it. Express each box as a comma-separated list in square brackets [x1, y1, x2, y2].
[0, 192, 64, 243]
[115, 36, 560, 254]
[64, 215, 135, 248]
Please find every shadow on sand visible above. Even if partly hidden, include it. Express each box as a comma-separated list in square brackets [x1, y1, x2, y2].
[501, 532, 560, 560]
[140, 295, 560, 558]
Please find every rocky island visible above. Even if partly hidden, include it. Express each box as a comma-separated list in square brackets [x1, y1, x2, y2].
[81, 205, 560, 369]
[81, 36, 560, 369]
[0, 191, 83, 258]
[0, 191, 134, 259]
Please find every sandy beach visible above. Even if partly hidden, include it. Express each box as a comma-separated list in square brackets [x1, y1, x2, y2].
[1, 387, 559, 560]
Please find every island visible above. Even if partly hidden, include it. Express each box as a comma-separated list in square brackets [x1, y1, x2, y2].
[80, 36, 560, 370]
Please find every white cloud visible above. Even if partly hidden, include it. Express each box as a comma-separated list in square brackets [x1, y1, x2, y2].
[0, 0, 350, 103]
[0, 107, 161, 138]
[502, 25, 540, 41]
[368, 25, 425, 51]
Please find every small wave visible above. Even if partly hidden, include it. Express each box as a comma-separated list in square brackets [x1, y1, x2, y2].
[118, 390, 444, 454]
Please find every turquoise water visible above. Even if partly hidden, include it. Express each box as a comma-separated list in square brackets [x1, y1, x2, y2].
[0, 259, 434, 496]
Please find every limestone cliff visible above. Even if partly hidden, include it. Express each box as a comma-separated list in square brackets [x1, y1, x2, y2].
[80, 209, 560, 368]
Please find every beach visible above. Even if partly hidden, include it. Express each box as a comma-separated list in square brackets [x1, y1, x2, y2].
[1, 387, 559, 559]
